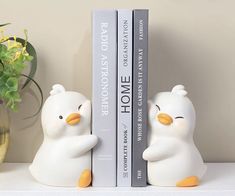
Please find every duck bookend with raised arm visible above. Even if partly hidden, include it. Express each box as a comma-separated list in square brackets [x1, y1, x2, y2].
[143, 85, 206, 187]
[29, 84, 98, 187]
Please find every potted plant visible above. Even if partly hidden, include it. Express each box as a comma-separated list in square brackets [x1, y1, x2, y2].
[0, 23, 43, 163]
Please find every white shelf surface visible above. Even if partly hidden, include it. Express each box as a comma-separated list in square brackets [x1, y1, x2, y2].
[0, 163, 235, 196]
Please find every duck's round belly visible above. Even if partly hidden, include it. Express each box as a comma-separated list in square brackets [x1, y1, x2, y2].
[147, 152, 203, 186]
[30, 151, 91, 187]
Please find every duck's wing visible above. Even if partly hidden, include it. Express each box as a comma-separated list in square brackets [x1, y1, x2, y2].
[66, 135, 98, 158]
[143, 141, 177, 162]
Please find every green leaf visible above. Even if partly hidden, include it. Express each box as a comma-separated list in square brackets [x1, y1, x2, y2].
[11, 60, 27, 75]
[9, 37, 37, 89]
[0, 31, 42, 114]
[0, 44, 7, 58]
[3, 90, 21, 111]
[0, 23, 11, 27]
[0, 74, 9, 86]
[6, 77, 18, 91]
[0, 61, 4, 71]
[5, 91, 21, 102]
[25, 55, 33, 62]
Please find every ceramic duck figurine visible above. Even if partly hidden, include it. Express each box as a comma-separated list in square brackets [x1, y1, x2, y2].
[143, 85, 206, 187]
[29, 84, 98, 187]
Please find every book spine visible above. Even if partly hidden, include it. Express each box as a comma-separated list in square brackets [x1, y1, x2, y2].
[117, 9, 133, 187]
[92, 10, 117, 187]
[132, 9, 149, 187]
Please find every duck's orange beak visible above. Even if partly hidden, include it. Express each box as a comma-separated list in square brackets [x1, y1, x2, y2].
[66, 113, 81, 125]
[157, 113, 173, 125]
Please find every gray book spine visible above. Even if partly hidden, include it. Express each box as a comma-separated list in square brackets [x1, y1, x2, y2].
[117, 9, 133, 187]
[92, 10, 117, 187]
[132, 9, 148, 187]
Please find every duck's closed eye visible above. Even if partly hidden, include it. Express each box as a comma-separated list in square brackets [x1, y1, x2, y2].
[175, 116, 184, 119]
[156, 105, 160, 111]
[78, 104, 82, 110]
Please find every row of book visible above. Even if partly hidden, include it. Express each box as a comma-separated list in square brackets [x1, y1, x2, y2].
[92, 9, 148, 187]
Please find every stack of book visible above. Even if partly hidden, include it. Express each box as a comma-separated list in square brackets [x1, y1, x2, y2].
[92, 9, 148, 187]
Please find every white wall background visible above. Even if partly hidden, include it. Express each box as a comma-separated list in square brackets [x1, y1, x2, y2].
[1, 0, 235, 162]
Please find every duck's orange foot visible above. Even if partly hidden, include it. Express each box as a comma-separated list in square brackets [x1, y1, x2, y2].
[176, 176, 199, 187]
[78, 169, 92, 188]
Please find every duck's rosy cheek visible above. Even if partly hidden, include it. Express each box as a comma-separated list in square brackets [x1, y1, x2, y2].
[174, 119, 188, 130]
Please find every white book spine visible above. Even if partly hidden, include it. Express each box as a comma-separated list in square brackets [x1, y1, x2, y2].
[117, 9, 133, 186]
[92, 10, 117, 187]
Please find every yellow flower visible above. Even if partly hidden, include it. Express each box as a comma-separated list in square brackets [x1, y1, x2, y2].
[22, 47, 29, 56]
[7, 39, 22, 49]
[15, 51, 21, 58]
[0, 28, 9, 43]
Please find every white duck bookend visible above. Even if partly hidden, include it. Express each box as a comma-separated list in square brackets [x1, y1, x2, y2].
[143, 85, 206, 187]
[29, 84, 98, 187]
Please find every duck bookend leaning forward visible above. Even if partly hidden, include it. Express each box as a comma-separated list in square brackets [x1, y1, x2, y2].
[29, 84, 98, 187]
[143, 85, 206, 187]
